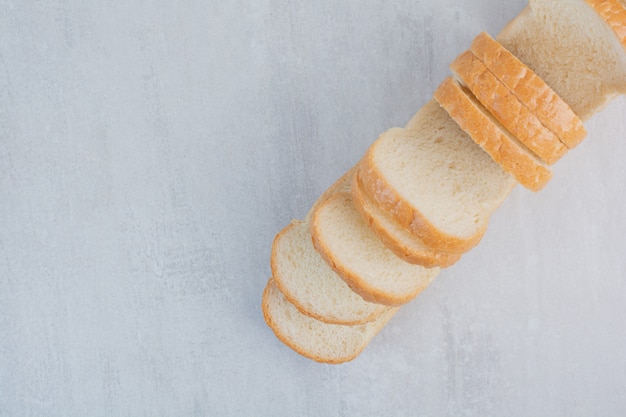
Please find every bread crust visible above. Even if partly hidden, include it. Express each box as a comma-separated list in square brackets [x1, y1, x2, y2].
[350, 172, 462, 268]
[262, 278, 396, 364]
[451, 50, 568, 164]
[357, 131, 488, 253]
[271, 221, 385, 325]
[584, 0, 626, 47]
[309, 192, 438, 306]
[434, 77, 552, 192]
[470, 32, 587, 149]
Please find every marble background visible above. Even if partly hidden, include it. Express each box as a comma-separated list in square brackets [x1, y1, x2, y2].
[1, 0, 625, 415]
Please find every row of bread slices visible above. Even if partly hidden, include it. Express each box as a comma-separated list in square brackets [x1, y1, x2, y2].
[262, 1, 626, 364]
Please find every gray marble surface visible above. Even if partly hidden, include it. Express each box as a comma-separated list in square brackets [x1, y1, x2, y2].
[1, 1, 626, 416]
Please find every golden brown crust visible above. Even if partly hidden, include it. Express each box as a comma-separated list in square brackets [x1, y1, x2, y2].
[434, 77, 552, 192]
[270, 221, 384, 325]
[470, 32, 587, 149]
[357, 136, 487, 253]
[585, 0, 626, 47]
[451, 50, 568, 165]
[350, 172, 462, 268]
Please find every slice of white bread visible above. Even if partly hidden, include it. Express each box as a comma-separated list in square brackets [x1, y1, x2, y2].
[310, 191, 439, 305]
[434, 77, 552, 191]
[498, 0, 626, 120]
[262, 277, 398, 364]
[350, 171, 462, 268]
[450, 50, 568, 165]
[470, 32, 587, 149]
[272, 221, 387, 325]
[360, 100, 516, 253]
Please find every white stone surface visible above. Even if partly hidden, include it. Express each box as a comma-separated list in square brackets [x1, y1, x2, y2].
[1, 0, 625, 415]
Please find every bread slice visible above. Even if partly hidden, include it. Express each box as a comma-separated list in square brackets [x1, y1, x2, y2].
[498, 0, 626, 120]
[272, 221, 387, 325]
[350, 171, 462, 268]
[450, 50, 568, 165]
[310, 191, 439, 306]
[470, 32, 586, 149]
[262, 277, 398, 364]
[361, 101, 516, 253]
[434, 77, 552, 191]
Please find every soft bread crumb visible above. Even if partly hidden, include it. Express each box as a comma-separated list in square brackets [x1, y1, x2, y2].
[311, 191, 439, 306]
[272, 220, 386, 325]
[360, 101, 515, 252]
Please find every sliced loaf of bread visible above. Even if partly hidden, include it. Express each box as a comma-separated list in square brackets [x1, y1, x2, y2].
[350, 171, 462, 268]
[262, 278, 398, 364]
[470, 31, 586, 149]
[310, 191, 439, 306]
[434, 77, 552, 191]
[361, 100, 516, 253]
[272, 221, 386, 325]
[450, 50, 568, 164]
[498, 0, 626, 119]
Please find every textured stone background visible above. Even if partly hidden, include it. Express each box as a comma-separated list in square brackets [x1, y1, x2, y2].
[1, 1, 625, 415]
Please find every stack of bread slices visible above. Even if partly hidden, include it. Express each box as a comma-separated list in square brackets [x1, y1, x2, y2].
[262, 0, 626, 364]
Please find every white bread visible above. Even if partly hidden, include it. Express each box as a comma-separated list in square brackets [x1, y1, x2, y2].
[271, 221, 386, 325]
[584, 0, 626, 49]
[264, 1, 626, 364]
[310, 191, 439, 306]
[360, 101, 516, 253]
[434, 77, 553, 191]
[498, 0, 626, 120]
[450, 50, 568, 165]
[469, 32, 587, 149]
[350, 171, 462, 268]
[262, 278, 398, 364]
